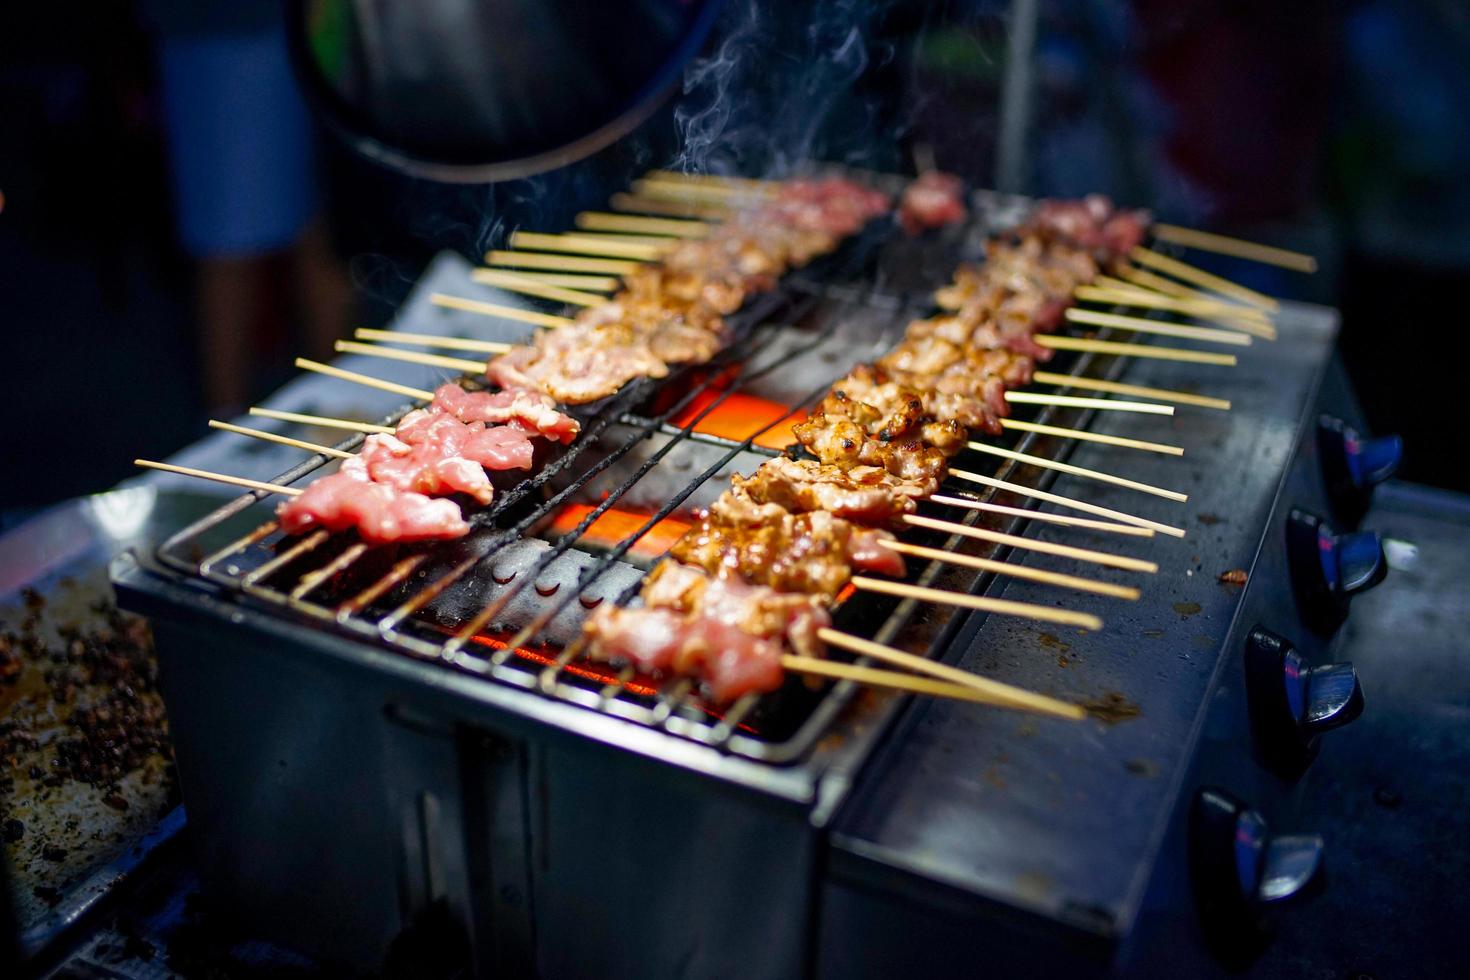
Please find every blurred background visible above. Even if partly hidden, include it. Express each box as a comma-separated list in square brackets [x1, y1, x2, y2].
[3, 0, 1469, 521]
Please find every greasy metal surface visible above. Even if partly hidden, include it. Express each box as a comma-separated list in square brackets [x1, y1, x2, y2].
[831, 300, 1340, 940]
[0, 490, 216, 954]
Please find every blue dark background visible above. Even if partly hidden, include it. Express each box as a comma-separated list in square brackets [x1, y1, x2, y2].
[3, 1, 1468, 517]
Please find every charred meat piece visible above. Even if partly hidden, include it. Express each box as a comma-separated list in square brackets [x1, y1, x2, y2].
[484, 179, 890, 405]
[837, 361, 1016, 439]
[669, 489, 905, 600]
[793, 412, 951, 489]
[733, 457, 929, 527]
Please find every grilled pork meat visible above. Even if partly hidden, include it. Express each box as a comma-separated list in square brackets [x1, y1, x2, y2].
[485, 178, 890, 405]
[733, 457, 929, 527]
[669, 489, 905, 600]
[1017, 194, 1150, 264]
[582, 561, 830, 703]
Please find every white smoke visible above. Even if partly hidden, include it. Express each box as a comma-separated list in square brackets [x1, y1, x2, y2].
[670, 0, 897, 178]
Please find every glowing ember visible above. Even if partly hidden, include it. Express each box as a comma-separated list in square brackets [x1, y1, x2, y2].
[546, 504, 692, 559]
[669, 389, 806, 450]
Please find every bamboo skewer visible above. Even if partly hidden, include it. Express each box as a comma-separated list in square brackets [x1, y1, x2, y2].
[813, 629, 1085, 719]
[335, 340, 490, 372]
[1031, 370, 1231, 411]
[1112, 264, 1283, 332]
[1035, 334, 1239, 367]
[249, 408, 393, 435]
[573, 232, 683, 248]
[1152, 223, 1318, 274]
[999, 419, 1183, 456]
[965, 443, 1188, 502]
[484, 251, 643, 275]
[354, 328, 513, 355]
[430, 293, 573, 328]
[470, 269, 608, 306]
[1129, 247, 1280, 312]
[608, 192, 730, 220]
[1063, 308, 1254, 346]
[1112, 265, 1212, 303]
[632, 177, 776, 204]
[947, 470, 1186, 538]
[883, 541, 1139, 600]
[508, 231, 666, 260]
[902, 513, 1157, 573]
[850, 576, 1103, 631]
[929, 494, 1154, 537]
[134, 460, 302, 496]
[1077, 283, 1277, 340]
[781, 653, 1084, 719]
[209, 420, 353, 459]
[575, 212, 710, 237]
[1005, 391, 1174, 415]
[294, 358, 434, 401]
[1080, 281, 1269, 320]
[479, 270, 620, 292]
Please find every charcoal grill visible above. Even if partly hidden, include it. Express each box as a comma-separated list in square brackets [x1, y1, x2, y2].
[135, 191, 1130, 766]
[113, 188, 1388, 976]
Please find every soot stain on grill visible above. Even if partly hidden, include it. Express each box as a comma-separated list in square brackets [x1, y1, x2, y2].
[1172, 601, 1202, 618]
[1083, 692, 1142, 724]
[1037, 632, 1070, 653]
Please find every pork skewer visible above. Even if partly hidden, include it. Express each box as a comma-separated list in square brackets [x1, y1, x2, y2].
[134, 459, 472, 544]
[582, 560, 1099, 705]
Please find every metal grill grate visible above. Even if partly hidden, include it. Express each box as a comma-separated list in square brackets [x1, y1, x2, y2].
[152, 214, 1134, 765]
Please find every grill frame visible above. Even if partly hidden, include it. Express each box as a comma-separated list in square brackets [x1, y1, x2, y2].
[143, 197, 1134, 766]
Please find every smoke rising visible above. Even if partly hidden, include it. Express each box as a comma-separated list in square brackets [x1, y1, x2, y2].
[670, 0, 901, 178]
